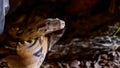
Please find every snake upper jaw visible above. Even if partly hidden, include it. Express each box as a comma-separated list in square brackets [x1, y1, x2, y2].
[44, 18, 65, 35]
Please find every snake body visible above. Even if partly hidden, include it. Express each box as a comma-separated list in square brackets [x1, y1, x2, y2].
[0, 17, 65, 68]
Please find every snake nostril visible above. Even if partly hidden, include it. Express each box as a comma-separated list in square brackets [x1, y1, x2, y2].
[47, 21, 50, 25]
[44, 29, 47, 31]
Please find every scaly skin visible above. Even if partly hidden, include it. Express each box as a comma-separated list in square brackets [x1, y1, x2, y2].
[0, 17, 65, 68]
[6, 15, 65, 41]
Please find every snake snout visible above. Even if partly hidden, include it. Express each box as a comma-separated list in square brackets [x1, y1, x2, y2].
[59, 19, 65, 29]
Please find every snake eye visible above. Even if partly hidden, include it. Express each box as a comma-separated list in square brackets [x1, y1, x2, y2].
[15, 27, 20, 31]
[11, 26, 19, 31]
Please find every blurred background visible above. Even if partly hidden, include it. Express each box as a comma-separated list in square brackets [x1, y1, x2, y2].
[7, 0, 120, 43]
[6, 0, 120, 67]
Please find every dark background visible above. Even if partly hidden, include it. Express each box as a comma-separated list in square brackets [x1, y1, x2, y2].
[6, 0, 120, 43]
[3, 0, 120, 67]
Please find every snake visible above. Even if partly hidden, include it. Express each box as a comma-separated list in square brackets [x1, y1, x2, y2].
[0, 15, 65, 68]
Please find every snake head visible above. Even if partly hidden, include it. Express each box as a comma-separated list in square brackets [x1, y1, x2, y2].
[43, 18, 65, 35]
[7, 16, 65, 41]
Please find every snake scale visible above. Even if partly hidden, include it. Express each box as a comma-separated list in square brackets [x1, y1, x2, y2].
[0, 15, 65, 68]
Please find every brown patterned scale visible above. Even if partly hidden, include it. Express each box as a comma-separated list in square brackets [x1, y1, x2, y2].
[0, 18, 65, 68]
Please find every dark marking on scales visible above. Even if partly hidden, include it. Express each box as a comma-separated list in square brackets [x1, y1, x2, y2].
[33, 47, 43, 57]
